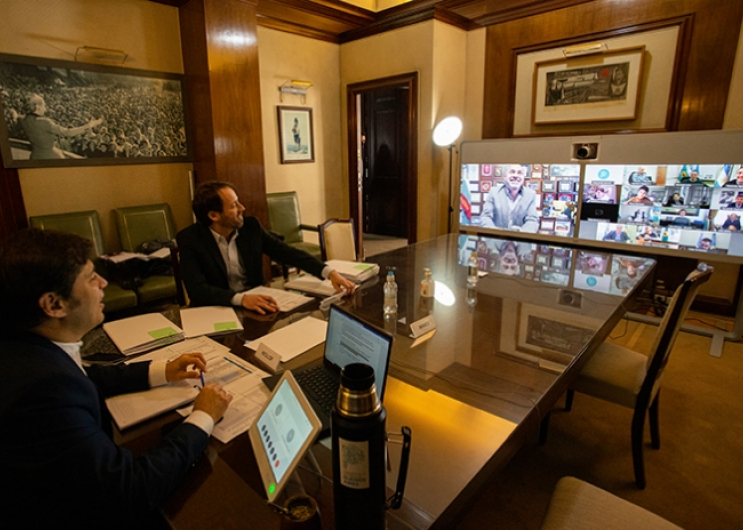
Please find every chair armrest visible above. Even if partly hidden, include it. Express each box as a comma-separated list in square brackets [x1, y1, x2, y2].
[299, 223, 319, 233]
[269, 230, 285, 241]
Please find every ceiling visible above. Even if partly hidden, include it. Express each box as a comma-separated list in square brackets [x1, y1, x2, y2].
[151, 0, 593, 43]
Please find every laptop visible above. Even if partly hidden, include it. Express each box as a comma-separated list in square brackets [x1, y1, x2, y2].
[263, 304, 394, 435]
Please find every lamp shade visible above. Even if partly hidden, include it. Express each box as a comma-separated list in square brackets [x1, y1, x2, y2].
[432, 116, 463, 147]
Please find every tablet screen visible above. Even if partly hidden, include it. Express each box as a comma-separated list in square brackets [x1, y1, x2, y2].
[249, 371, 321, 502]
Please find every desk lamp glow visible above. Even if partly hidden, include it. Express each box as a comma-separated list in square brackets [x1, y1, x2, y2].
[433, 117, 463, 233]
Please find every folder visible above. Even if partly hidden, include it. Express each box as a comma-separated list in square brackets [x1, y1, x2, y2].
[180, 306, 243, 338]
[325, 260, 380, 282]
[102, 313, 185, 356]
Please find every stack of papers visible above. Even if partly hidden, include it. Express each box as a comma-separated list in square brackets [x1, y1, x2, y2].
[101, 248, 171, 263]
[284, 276, 336, 297]
[106, 336, 270, 441]
[102, 313, 185, 356]
[326, 259, 379, 282]
[245, 316, 328, 362]
[180, 306, 243, 338]
[243, 286, 313, 312]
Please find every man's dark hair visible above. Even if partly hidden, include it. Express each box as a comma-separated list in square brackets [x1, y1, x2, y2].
[0, 229, 92, 331]
[192, 181, 236, 225]
[639, 185, 650, 193]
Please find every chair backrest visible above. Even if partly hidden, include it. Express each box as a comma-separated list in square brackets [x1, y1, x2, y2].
[266, 192, 304, 245]
[29, 210, 106, 258]
[114, 203, 176, 252]
[319, 218, 357, 261]
[640, 265, 713, 407]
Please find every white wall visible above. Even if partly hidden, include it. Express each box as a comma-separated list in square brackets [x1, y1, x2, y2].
[258, 27, 342, 242]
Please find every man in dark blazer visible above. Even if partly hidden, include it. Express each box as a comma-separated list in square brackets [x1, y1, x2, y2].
[0, 229, 233, 529]
[177, 181, 354, 314]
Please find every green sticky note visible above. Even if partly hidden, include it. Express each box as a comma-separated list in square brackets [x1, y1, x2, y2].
[214, 321, 238, 332]
[148, 327, 177, 339]
[354, 263, 373, 270]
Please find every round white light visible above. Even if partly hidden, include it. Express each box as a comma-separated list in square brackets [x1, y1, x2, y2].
[432, 116, 463, 147]
[433, 281, 455, 306]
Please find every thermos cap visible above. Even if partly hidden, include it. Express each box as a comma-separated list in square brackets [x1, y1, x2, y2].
[337, 363, 381, 417]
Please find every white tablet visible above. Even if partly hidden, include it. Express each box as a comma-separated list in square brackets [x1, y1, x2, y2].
[248, 371, 322, 503]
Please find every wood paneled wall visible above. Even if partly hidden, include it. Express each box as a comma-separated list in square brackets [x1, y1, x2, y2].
[0, 155, 26, 243]
[483, 0, 743, 138]
[179, 0, 269, 225]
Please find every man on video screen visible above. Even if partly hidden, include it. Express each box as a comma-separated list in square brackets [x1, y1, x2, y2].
[480, 164, 538, 232]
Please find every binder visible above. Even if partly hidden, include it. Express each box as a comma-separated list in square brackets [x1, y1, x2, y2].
[325, 259, 380, 282]
[102, 313, 185, 356]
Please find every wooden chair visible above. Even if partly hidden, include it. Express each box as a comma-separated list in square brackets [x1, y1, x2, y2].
[29, 210, 138, 313]
[318, 218, 358, 261]
[540, 476, 682, 529]
[541, 266, 713, 489]
[113, 203, 178, 305]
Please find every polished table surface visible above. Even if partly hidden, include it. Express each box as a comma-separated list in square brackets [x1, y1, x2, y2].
[98, 233, 655, 529]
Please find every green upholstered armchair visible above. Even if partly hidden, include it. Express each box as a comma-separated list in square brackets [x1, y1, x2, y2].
[266, 192, 322, 278]
[113, 203, 178, 305]
[28, 211, 138, 313]
[266, 192, 321, 260]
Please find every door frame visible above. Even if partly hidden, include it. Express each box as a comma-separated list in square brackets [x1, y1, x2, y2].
[346, 72, 418, 246]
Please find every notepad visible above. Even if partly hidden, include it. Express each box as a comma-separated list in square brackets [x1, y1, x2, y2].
[180, 306, 243, 338]
[102, 313, 185, 356]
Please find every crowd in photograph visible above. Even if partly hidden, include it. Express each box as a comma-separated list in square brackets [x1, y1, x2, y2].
[1, 67, 187, 159]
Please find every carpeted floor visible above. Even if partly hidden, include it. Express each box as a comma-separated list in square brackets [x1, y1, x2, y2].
[455, 317, 743, 530]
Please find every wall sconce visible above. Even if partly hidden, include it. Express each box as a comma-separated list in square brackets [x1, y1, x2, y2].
[279, 80, 313, 103]
[75, 46, 128, 66]
[563, 41, 607, 58]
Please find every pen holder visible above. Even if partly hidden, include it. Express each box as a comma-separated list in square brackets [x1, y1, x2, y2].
[279, 495, 322, 530]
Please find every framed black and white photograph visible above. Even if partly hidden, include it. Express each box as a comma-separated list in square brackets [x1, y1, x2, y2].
[0, 53, 191, 168]
[277, 106, 314, 164]
[532, 46, 645, 125]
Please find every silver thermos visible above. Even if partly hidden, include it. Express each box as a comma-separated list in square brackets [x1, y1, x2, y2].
[331, 363, 411, 530]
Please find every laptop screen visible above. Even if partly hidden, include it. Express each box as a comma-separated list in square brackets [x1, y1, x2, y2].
[324, 305, 394, 398]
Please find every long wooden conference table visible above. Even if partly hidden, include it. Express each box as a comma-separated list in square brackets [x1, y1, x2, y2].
[100, 233, 655, 529]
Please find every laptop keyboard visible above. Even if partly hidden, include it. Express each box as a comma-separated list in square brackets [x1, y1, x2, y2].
[294, 365, 339, 416]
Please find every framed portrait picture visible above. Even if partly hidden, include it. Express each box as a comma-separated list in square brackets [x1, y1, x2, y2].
[277, 106, 314, 163]
[0, 53, 191, 168]
[542, 181, 556, 193]
[540, 218, 556, 231]
[532, 46, 645, 125]
[558, 180, 574, 192]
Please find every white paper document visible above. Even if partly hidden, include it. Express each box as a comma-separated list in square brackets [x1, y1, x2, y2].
[107, 337, 269, 437]
[180, 306, 243, 338]
[245, 316, 328, 362]
[325, 259, 379, 282]
[284, 276, 336, 297]
[242, 286, 313, 312]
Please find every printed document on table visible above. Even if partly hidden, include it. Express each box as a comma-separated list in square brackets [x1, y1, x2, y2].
[176, 352, 270, 444]
[242, 286, 313, 312]
[245, 316, 328, 362]
[105, 337, 234, 430]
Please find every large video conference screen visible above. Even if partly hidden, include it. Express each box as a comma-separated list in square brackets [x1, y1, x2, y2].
[460, 161, 743, 257]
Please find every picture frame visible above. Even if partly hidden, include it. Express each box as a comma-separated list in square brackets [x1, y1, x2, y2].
[277, 106, 314, 164]
[558, 180, 574, 193]
[516, 303, 602, 362]
[542, 181, 556, 193]
[532, 46, 645, 125]
[0, 53, 191, 168]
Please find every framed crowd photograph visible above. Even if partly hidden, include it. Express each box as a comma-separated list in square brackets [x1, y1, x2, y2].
[277, 106, 314, 164]
[532, 46, 645, 125]
[0, 53, 191, 168]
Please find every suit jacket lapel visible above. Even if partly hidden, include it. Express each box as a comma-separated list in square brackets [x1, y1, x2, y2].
[199, 223, 229, 280]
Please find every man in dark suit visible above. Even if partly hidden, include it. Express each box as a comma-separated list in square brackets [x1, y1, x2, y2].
[177, 181, 354, 314]
[0, 229, 233, 529]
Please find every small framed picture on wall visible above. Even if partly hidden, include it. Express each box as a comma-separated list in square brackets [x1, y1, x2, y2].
[277, 106, 314, 163]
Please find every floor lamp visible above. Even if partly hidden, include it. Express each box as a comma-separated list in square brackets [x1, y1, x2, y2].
[433, 117, 463, 233]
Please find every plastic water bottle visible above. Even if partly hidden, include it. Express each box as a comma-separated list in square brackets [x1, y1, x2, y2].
[467, 251, 478, 287]
[383, 271, 398, 315]
[420, 268, 434, 298]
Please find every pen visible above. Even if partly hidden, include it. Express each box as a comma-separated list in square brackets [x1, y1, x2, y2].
[224, 356, 252, 374]
[199, 371, 205, 388]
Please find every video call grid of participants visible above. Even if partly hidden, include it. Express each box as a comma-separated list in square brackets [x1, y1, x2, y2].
[579, 163, 743, 256]
[459, 163, 581, 237]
